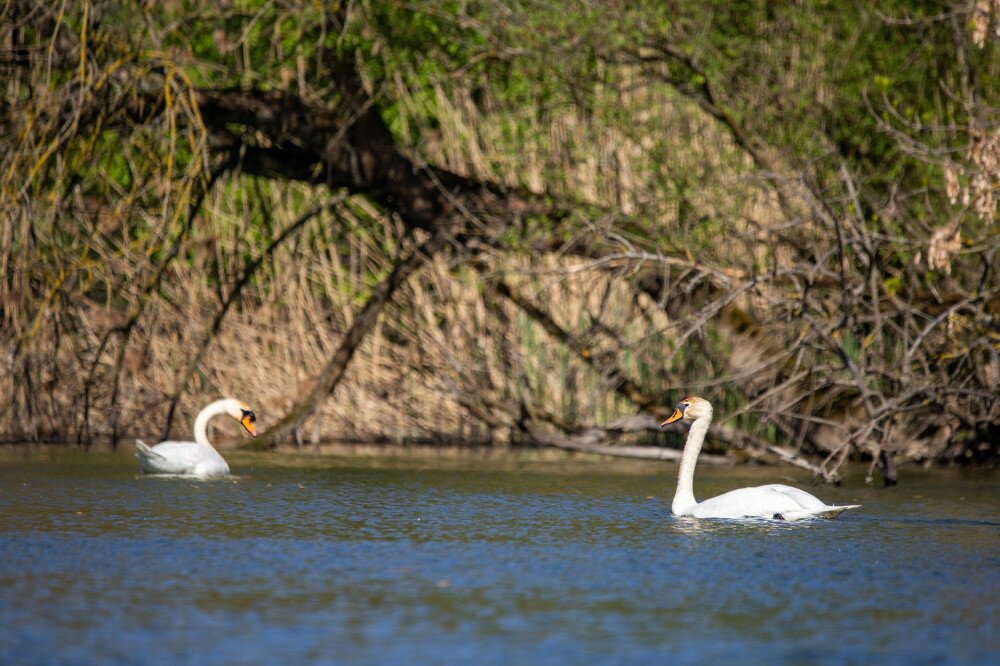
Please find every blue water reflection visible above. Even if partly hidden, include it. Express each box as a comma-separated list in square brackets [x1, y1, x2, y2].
[0, 451, 997, 664]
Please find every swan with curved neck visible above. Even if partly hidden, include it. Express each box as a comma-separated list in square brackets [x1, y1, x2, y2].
[662, 396, 859, 520]
[135, 399, 257, 477]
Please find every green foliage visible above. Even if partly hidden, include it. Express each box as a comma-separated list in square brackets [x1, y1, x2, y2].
[4, 0, 996, 453]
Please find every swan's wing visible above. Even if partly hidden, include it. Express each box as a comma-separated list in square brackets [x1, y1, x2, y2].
[689, 485, 822, 519]
[759, 484, 827, 510]
[136, 441, 220, 475]
[690, 484, 858, 520]
[761, 484, 859, 519]
[779, 504, 862, 521]
[689, 487, 802, 519]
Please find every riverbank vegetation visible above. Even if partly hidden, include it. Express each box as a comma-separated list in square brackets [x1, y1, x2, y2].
[2, 1, 998, 482]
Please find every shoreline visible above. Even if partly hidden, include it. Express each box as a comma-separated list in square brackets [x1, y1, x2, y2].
[0, 439, 993, 472]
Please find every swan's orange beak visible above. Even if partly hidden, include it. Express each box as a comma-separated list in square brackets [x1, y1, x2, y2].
[660, 408, 684, 427]
[241, 414, 258, 437]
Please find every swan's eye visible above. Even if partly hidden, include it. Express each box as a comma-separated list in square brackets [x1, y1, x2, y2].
[241, 409, 256, 422]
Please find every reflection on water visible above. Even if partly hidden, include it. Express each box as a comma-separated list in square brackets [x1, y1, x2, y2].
[0, 448, 997, 664]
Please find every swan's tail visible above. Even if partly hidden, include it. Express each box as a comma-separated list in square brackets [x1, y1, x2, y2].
[135, 439, 165, 461]
[778, 504, 861, 522]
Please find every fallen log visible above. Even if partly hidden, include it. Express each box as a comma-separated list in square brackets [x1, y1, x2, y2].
[526, 428, 724, 463]
[530, 413, 837, 480]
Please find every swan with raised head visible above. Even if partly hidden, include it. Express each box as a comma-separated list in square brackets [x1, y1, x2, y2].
[135, 399, 257, 477]
[661, 396, 859, 521]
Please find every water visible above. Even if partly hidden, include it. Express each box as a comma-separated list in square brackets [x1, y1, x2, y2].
[0, 448, 997, 665]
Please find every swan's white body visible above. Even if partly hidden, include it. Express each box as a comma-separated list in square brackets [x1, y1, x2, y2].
[136, 439, 230, 477]
[135, 399, 255, 477]
[665, 397, 859, 521]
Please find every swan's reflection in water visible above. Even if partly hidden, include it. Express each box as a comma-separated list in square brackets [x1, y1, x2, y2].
[668, 514, 816, 536]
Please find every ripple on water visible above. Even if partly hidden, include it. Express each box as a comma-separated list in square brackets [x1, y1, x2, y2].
[0, 451, 997, 665]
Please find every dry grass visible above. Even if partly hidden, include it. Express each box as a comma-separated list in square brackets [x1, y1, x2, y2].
[2, 3, 995, 476]
[1, 44, 783, 446]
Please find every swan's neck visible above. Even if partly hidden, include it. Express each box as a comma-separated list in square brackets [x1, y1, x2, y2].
[192, 400, 232, 449]
[673, 413, 712, 514]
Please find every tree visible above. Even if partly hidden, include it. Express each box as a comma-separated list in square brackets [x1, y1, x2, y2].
[2, 1, 997, 480]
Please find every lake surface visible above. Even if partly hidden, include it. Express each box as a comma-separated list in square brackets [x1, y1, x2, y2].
[0, 448, 997, 665]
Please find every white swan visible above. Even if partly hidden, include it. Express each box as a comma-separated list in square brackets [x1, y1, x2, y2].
[661, 396, 859, 521]
[135, 399, 257, 477]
